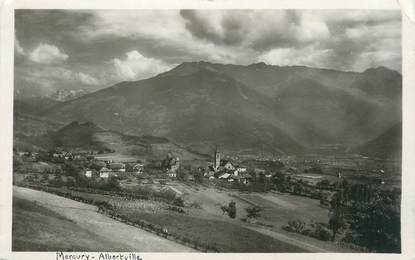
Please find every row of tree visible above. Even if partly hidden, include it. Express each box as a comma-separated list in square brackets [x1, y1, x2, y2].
[328, 181, 400, 252]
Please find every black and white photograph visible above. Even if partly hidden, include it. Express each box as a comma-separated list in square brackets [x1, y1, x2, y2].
[8, 6, 404, 255]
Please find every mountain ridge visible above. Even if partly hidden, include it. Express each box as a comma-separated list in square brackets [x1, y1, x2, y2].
[35, 61, 401, 156]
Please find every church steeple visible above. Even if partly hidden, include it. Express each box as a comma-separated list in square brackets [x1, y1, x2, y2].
[214, 146, 221, 171]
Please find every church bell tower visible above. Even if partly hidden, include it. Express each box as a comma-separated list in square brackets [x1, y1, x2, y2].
[214, 146, 221, 171]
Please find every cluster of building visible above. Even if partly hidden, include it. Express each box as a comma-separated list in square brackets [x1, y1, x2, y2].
[163, 153, 180, 178]
[202, 147, 252, 184]
[85, 161, 144, 179]
[16, 151, 39, 162]
[17, 146, 259, 186]
[50, 150, 96, 161]
[153, 147, 254, 184]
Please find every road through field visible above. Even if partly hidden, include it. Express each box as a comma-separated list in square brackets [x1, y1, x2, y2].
[13, 186, 196, 252]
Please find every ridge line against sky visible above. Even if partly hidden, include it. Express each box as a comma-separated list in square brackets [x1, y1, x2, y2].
[14, 9, 401, 95]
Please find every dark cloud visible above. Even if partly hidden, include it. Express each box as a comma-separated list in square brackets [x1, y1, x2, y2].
[15, 10, 93, 46]
[180, 10, 227, 45]
[14, 9, 401, 95]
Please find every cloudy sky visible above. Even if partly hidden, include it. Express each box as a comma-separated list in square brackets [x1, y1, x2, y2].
[15, 9, 401, 95]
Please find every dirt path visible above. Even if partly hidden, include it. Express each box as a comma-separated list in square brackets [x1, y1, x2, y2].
[13, 186, 197, 252]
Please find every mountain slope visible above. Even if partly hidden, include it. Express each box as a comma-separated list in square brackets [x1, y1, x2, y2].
[46, 67, 302, 155]
[356, 123, 402, 159]
[272, 78, 398, 144]
[170, 62, 400, 102]
[160, 62, 401, 144]
[43, 62, 401, 156]
[19, 121, 207, 161]
[28, 121, 108, 151]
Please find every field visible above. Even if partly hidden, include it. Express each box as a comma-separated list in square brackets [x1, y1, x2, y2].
[33, 181, 351, 252]
[169, 182, 348, 252]
[13, 186, 196, 252]
[172, 181, 329, 226]
[36, 185, 305, 252]
[121, 211, 304, 252]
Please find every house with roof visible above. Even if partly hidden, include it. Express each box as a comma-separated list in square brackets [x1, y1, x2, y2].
[64, 152, 73, 160]
[219, 173, 231, 180]
[230, 175, 241, 182]
[73, 154, 83, 160]
[84, 168, 93, 178]
[51, 150, 65, 158]
[240, 173, 253, 185]
[167, 169, 177, 178]
[133, 163, 144, 174]
[204, 171, 216, 179]
[221, 160, 235, 171]
[235, 166, 247, 174]
[99, 167, 112, 178]
[165, 155, 180, 178]
[109, 163, 126, 172]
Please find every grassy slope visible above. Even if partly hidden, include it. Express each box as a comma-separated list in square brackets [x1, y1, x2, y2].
[37, 187, 305, 252]
[12, 197, 121, 251]
[120, 211, 305, 252]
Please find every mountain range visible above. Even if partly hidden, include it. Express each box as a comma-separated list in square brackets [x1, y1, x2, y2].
[15, 61, 402, 157]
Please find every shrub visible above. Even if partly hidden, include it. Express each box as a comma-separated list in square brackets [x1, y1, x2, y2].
[287, 219, 306, 233]
[301, 229, 313, 236]
[245, 206, 263, 219]
[314, 224, 332, 241]
[227, 201, 236, 219]
[189, 201, 202, 209]
[173, 197, 185, 207]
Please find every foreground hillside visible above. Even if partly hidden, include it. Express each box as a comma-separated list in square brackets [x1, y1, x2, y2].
[13, 186, 196, 252]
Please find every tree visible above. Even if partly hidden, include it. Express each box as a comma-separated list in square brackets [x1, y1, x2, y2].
[349, 200, 400, 252]
[293, 183, 304, 195]
[176, 168, 186, 180]
[173, 197, 185, 207]
[287, 219, 305, 233]
[314, 223, 332, 241]
[63, 161, 83, 176]
[327, 190, 347, 241]
[245, 206, 263, 219]
[330, 191, 343, 209]
[329, 209, 345, 241]
[48, 175, 58, 186]
[194, 171, 204, 183]
[227, 201, 236, 219]
[105, 176, 121, 191]
[125, 163, 134, 172]
[89, 160, 106, 171]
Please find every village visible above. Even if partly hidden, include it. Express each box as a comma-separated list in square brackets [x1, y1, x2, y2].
[13, 140, 401, 224]
[15, 147, 263, 186]
[14, 143, 398, 190]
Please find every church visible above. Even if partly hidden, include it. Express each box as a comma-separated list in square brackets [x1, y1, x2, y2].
[213, 146, 221, 171]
